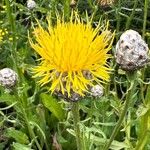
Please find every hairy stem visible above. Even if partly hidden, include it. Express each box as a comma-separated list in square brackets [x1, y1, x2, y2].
[72, 102, 82, 150]
[103, 72, 137, 150]
[14, 90, 42, 150]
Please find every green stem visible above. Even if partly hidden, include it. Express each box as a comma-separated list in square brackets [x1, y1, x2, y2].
[22, 106, 42, 150]
[63, 0, 71, 21]
[135, 132, 149, 150]
[125, 0, 138, 30]
[72, 102, 82, 150]
[5, 0, 23, 87]
[103, 72, 137, 150]
[5, 0, 17, 67]
[116, 0, 121, 41]
[135, 114, 149, 150]
[15, 90, 42, 150]
[135, 85, 150, 149]
[87, 0, 94, 9]
[142, 0, 149, 39]
[124, 110, 133, 149]
[139, 0, 149, 104]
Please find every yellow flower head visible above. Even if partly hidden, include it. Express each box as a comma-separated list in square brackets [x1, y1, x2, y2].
[30, 13, 114, 97]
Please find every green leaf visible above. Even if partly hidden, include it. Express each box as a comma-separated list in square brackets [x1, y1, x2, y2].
[5, 128, 29, 144]
[0, 93, 20, 112]
[0, 102, 17, 111]
[40, 93, 65, 120]
[0, 93, 16, 103]
[0, 142, 7, 150]
[136, 104, 149, 117]
[67, 127, 129, 150]
[12, 143, 33, 150]
[90, 134, 129, 150]
[29, 121, 46, 140]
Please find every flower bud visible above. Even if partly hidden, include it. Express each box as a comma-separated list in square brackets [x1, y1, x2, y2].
[27, 0, 36, 10]
[115, 30, 149, 71]
[70, 0, 77, 8]
[0, 68, 18, 89]
[54, 90, 81, 102]
[97, 0, 115, 7]
[90, 84, 103, 97]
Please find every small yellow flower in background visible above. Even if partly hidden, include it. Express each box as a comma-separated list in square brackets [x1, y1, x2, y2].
[30, 13, 114, 97]
[2, 5, 7, 9]
[0, 28, 8, 42]
[0, 29, 4, 42]
[9, 37, 13, 41]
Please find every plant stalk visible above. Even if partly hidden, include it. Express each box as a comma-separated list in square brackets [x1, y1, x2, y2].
[72, 102, 82, 150]
[135, 85, 150, 149]
[22, 106, 42, 150]
[103, 72, 137, 150]
[116, 0, 121, 41]
[5, 0, 23, 87]
[5, 0, 17, 68]
[135, 113, 149, 150]
[142, 0, 149, 39]
[15, 90, 42, 150]
[140, 0, 149, 104]
[125, 0, 138, 30]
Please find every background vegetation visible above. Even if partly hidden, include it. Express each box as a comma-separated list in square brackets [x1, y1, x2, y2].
[0, 0, 150, 149]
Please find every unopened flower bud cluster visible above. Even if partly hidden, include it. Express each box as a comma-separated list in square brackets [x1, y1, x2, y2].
[27, 0, 36, 10]
[70, 0, 77, 8]
[97, 0, 115, 6]
[54, 90, 81, 102]
[115, 30, 149, 71]
[90, 84, 103, 97]
[0, 68, 18, 89]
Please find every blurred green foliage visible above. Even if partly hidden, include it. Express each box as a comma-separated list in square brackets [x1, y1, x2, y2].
[0, 0, 150, 150]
